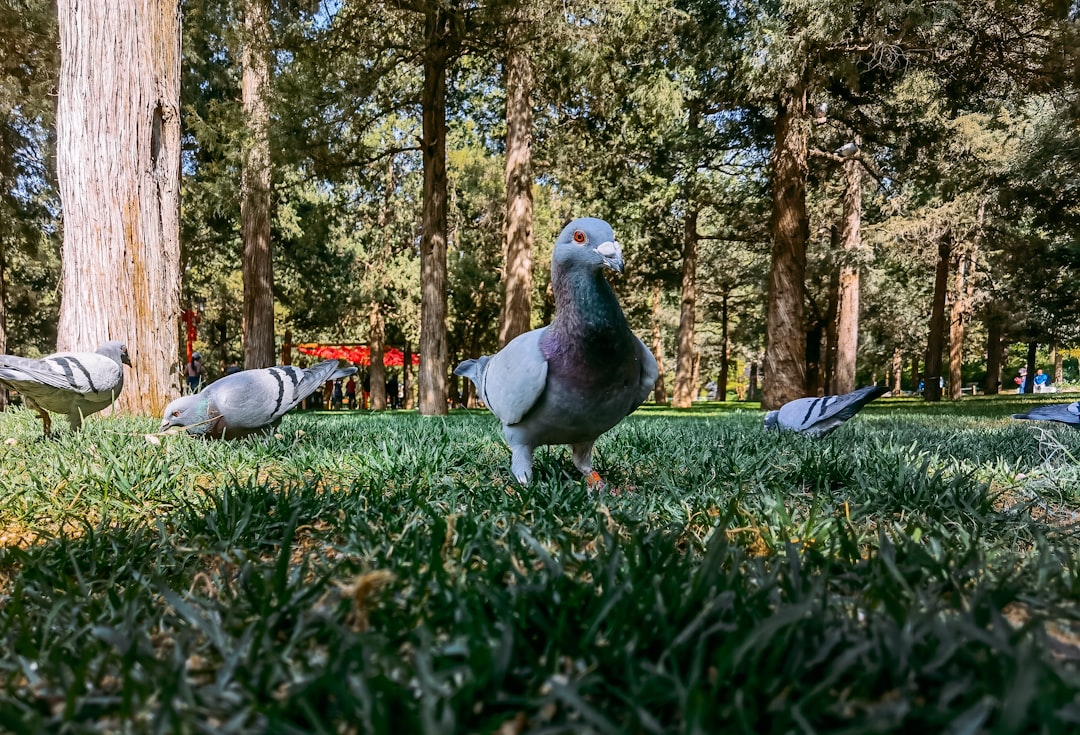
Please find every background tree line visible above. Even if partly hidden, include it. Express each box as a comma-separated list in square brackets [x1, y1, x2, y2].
[0, 0, 1077, 414]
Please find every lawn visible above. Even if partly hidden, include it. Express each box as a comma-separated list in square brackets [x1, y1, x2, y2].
[0, 395, 1078, 733]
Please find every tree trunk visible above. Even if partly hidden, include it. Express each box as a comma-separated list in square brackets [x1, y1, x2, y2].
[830, 156, 861, 395]
[1024, 342, 1037, 394]
[923, 236, 951, 402]
[763, 86, 809, 409]
[947, 249, 975, 400]
[498, 18, 533, 348]
[891, 348, 902, 394]
[1053, 345, 1063, 385]
[650, 285, 666, 404]
[403, 341, 414, 410]
[984, 313, 1002, 395]
[673, 202, 698, 408]
[418, 5, 452, 415]
[719, 292, 729, 402]
[55, 0, 181, 416]
[805, 321, 824, 396]
[240, 0, 275, 369]
[369, 301, 387, 410]
[0, 240, 7, 410]
[748, 360, 759, 402]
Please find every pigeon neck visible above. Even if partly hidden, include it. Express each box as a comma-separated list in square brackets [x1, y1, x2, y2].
[550, 263, 628, 338]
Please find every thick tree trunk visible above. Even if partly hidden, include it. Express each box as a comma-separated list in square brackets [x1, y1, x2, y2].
[240, 0, 275, 369]
[650, 285, 666, 404]
[763, 87, 809, 409]
[1053, 345, 1063, 385]
[719, 292, 729, 402]
[748, 361, 759, 402]
[673, 203, 698, 408]
[891, 348, 902, 394]
[947, 249, 975, 400]
[403, 341, 414, 410]
[0, 241, 6, 410]
[369, 301, 387, 410]
[1024, 342, 1037, 394]
[924, 236, 951, 402]
[498, 21, 533, 348]
[830, 157, 861, 394]
[984, 313, 1002, 394]
[418, 5, 452, 415]
[55, 0, 181, 415]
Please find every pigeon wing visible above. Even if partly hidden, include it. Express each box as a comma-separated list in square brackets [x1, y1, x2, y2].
[634, 336, 659, 405]
[0, 352, 120, 395]
[1013, 402, 1080, 426]
[777, 385, 887, 434]
[478, 327, 548, 426]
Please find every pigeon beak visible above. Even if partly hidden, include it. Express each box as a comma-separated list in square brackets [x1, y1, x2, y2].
[596, 240, 624, 274]
[121, 347, 132, 366]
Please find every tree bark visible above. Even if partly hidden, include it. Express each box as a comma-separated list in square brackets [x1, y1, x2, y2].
[498, 17, 533, 348]
[805, 321, 824, 396]
[947, 249, 975, 400]
[1052, 344, 1062, 385]
[0, 241, 6, 410]
[403, 341, 414, 410]
[923, 236, 951, 402]
[830, 156, 861, 394]
[369, 301, 387, 410]
[418, 4, 452, 415]
[763, 86, 809, 409]
[650, 285, 666, 404]
[1024, 342, 1037, 394]
[719, 292, 729, 402]
[984, 312, 1002, 394]
[241, 0, 275, 369]
[891, 348, 902, 394]
[55, 0, 181, 416]
[673, 202, 698, 408]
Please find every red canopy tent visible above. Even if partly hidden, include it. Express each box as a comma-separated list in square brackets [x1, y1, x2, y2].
[296, 343, 418, 367]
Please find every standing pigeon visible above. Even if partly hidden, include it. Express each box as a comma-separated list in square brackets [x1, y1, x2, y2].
[0, 340, 131, 437]
[764, 385, 888, 437]
[1012, 402, 1080, 427]
[160, 359, 357, 439]
[454, 217, 658, 485]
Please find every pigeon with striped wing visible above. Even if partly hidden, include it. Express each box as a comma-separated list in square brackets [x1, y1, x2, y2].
[764, 385, 888, 437]
[0, 340, 131, 437]
[160, 360, 356, 439]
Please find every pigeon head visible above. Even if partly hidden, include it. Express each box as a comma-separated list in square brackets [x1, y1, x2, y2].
[554, 218, 624, 275]
[161, 394, 214, 435]
[763, 410, 780, 431]
[97, 340, 132, 367]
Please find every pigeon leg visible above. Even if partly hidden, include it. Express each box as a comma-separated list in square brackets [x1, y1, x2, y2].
[571, 441, 606, 490]
[510, 444, 534, 485]
[68, 407, 85, 432]
[30, 403, 51, 437]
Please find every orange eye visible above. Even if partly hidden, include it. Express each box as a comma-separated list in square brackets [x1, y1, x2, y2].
[572, 230, 586, 244]
[172, 411, 181, 417]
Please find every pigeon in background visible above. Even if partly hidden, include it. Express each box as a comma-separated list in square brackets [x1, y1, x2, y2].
[764, 385, 888, 437]
[0, 340, 131, 437]
[160, 359, 357, 439]
[1012, 402, 1080, 427]
[455, 217, 658, 486]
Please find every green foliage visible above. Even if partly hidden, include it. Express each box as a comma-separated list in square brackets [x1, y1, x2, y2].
[1, 399, 1080, 730]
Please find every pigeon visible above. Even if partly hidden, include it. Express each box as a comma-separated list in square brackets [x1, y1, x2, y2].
[160, 359, 357, 439]
[0, 340, 131, 437]
[764, 385, 888, 437]
[1012, 402, 1080, 427]
[454, 217, 658, 485]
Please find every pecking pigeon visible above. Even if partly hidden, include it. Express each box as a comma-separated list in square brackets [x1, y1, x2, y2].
[454, 217, 658, 485]
[1012, 402, 1080, 427]
[764, 385, 888, 437]
[160, 359, 357, 439]
[0, 340, 131, 437]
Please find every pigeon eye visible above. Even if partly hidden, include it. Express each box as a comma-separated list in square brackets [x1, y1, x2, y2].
[172, 410, 181, 417]
[572, 230, 586, 244]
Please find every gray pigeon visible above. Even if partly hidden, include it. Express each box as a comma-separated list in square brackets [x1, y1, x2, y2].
[1012, 402, 1080, 427]
[454, 217, 659, 485]
[160, 359, 357, 439]
[0, 340, 131, 436]
[764, 385, 888, 437]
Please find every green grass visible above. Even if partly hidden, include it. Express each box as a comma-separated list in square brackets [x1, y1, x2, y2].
[1, 395, 1079, 733]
